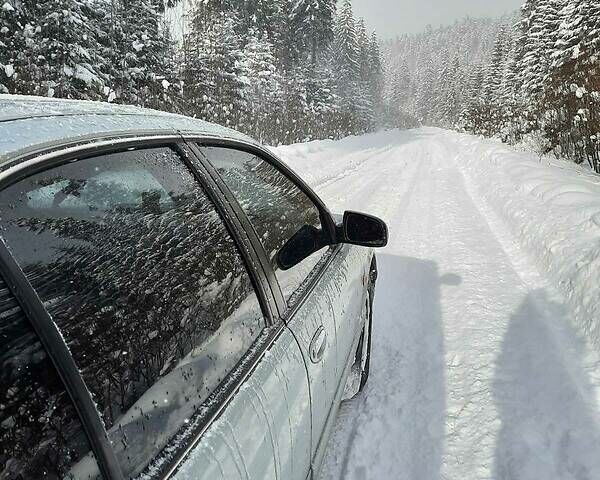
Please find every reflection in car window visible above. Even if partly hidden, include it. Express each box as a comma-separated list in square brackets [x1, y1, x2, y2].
[201, 147, 329, 303]
[0, 276, 102, 480]
[0, 147, 265, 478]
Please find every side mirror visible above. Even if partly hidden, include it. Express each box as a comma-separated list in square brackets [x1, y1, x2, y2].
[341, 211, 388, 247]
[277, 225, 328, 271]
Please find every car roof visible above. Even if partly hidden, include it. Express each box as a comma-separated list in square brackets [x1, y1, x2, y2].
[0, 95, 258, 165]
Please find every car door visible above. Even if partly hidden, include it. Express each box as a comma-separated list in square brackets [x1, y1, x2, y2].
[194, 144, 367, 467]
[0, 141, 311, 480]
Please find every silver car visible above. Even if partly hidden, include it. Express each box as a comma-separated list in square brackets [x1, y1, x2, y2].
[0, 96, 387, 480]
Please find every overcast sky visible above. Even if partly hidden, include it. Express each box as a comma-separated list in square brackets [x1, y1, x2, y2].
[351, 0, 523, 38]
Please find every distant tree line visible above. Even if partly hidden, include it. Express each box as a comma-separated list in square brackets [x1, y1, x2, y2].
[464, 0, 600, 172]
[384, 1, 600, 173]
[0, 0, 412, 144]
[383, 17, 510, 132]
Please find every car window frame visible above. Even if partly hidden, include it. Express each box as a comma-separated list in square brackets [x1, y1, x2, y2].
[0, 134, 288, 480]
[0, 241, 123, 480]
[186, 137, 339, 318]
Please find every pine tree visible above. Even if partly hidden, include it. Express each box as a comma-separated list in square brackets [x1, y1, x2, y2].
[459, 63, 486, 134]
[546, 0, 600, 169]
[390, 63, 412, 111]
[518, 0, 561, 98]
[483, 26, 507, 103]
[185, 10, 246, 127]
[551, 0, 582, 71]
[415, 55, 435, 124]
[440, 55, 461, 126]
[292, 0, 335, 65]
[108, 0, 177, 107]
[433, 51, 454, 125]
[0, 0, 29, 94]
[241, 28, 282, 142]
[332, 0, 360, 135]
[46, 0, 106, 97]
[368, 32, 385, 125]
[304, 64, 338, 139]
[354, 18, 374, 132]
[0, 0, 107, 98]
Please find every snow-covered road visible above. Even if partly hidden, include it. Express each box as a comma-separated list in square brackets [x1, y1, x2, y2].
[275, 128, 600, 480]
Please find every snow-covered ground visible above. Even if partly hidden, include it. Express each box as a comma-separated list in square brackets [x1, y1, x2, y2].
[274, 128, 600, 480]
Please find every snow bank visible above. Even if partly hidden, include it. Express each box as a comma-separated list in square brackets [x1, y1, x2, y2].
[273, 130, 404, 192]
[450, 131, 600, 350]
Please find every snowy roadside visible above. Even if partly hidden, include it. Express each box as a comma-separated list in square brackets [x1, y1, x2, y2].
[445, 130, 600, 353]
[274, 128, 600, 479]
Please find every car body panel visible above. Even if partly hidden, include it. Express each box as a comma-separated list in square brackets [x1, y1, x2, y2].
[171, 326, 311, 480]
[285, 244, 371, 466]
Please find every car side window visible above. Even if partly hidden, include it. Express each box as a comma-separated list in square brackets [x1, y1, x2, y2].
[0, 276, 102, 480]
[0, 147, 265, 478]
[200, 146, 329, 303]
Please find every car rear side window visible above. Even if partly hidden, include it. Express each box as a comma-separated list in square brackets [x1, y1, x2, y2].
[0, 275, 102, 480]
[200, 147, 329, 303]
[0, 147, 265, 478]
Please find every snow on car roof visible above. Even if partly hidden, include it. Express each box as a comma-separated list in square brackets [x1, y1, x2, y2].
[0, 95, 257, 164]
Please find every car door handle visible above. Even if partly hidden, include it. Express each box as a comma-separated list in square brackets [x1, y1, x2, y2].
[309, 326, 327, 363]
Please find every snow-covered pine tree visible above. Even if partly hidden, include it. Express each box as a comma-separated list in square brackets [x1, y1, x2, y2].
[415, 55, 436, 125]
[0, 0, 107, 98]
[483, 26, 508, 103]
[355, 18, 374, 132]
[108, 0, 177, 107]
[0, 0, 29, 94]
[458, 63, 486, 134]
[368, 32, 385, 127]
[34, 0, 108, 98]
[292, 0, 335, 65]
[303, 64, 338, 139]
[356, 19, 370, 82]
[546, 0, 600, 169]
[276, 0, 307, 70]
[518, 0, 561, 99]
[280, 66, 309, 143]
[185, 10, 246, 128]
[440, 55, 461, 127]
[241, 28, 283, 142]
[388, 61, 413, 124]
[499, 30, 517, 104]
[240, 0, 283, 39]
[497, 30, 521, 142]
[332, 0, 360, 136]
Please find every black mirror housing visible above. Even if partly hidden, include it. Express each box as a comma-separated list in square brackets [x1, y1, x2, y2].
[277, 225, 329, 271]
[276, 211, 387, 271]
[341, 211, 388, 247]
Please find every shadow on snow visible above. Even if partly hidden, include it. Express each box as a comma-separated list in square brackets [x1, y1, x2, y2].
[493, 289, 600, 479]
[319, 253, 460, 480]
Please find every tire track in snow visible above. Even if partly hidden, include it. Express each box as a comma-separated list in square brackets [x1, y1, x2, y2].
[318, 144, 436, 480]
[334, 156, 430, 480]
[312, 145, 401, 191]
